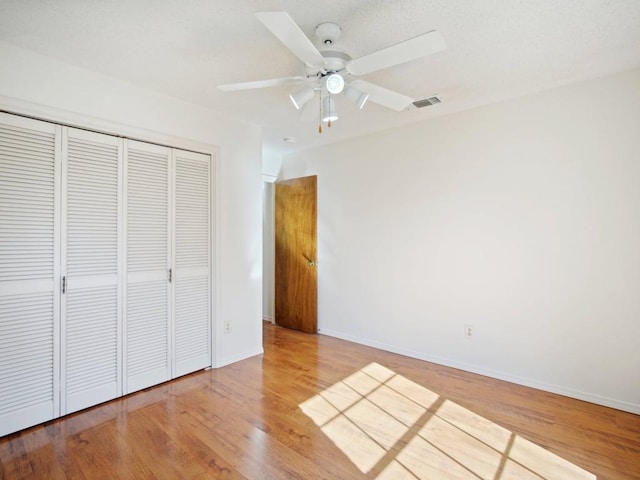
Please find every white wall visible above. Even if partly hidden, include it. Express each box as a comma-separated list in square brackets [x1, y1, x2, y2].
[0, 41, 264, 367]
[281, 68, 640, 413]
[261, 148, 281, 321]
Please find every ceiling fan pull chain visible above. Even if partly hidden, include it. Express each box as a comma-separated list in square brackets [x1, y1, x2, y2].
[318, 89, 323, 134]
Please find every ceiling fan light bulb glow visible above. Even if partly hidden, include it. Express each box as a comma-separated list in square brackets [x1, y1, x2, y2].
[324, 73, 345, 94]
[289, 87, 315, 110]
[322, 96, 338, 122]
[345, 86, 369, 109]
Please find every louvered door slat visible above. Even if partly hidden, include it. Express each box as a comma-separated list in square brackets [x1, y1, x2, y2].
[62, 128, 121, 414]
[124, 140, 171, 394]
[0, 112, 60, 437]
[173, 150, 211, 377]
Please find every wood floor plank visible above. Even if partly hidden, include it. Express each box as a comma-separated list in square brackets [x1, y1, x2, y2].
[1, 322, 639, 479]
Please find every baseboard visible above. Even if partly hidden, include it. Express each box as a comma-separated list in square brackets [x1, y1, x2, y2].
[318, 328, 640, 415]
[214, 347, 263, 368]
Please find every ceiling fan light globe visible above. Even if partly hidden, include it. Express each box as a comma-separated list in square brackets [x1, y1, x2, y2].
[289, 86, 315, 110]
[345, 86, 370, 110]
[324, 73, 345, 94]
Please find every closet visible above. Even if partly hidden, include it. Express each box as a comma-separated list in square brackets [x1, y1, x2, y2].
[0, 112, 212, 436]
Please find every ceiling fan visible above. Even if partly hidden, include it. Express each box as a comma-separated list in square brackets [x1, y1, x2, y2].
[218, 12, 446, 129]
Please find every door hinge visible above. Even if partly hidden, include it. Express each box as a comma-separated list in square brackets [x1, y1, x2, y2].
[169, 268, 172, 283]
[62, 276, 66, 294]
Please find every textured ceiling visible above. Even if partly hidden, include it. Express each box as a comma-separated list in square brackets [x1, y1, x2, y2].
[1, 0, 639, 155]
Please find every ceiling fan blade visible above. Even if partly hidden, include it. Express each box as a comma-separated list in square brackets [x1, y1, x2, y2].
[218, 76, 307, 92]
[255, 12, 325, 69]
[346, 30, 445, 76]
[349, 80, 414, 111]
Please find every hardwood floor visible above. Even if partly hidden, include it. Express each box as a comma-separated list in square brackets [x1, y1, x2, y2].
[1, 322, 639, 479]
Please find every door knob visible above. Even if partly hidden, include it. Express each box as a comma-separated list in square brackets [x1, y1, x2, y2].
[302, 253, 317, 267]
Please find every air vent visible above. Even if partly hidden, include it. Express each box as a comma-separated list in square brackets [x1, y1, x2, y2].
[412, 96, 441, 108]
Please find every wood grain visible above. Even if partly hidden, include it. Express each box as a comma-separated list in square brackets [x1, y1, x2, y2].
[275, 175, 317, 334]
[1, 322, 638, 479]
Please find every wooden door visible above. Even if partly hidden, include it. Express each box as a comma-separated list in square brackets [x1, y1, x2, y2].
[275, 176, 317, 334]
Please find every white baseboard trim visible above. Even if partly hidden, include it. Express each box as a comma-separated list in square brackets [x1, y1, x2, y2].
[262, 316, 274, 323]
[318, 328, 640, 415]
[214, 348, 263, 368]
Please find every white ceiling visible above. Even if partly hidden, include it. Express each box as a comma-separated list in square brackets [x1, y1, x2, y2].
[1, 1, 639, 155]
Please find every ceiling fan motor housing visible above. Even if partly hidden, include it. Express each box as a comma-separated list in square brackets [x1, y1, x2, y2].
[315, 22, 342, 46]
[321, 50, 351, 72]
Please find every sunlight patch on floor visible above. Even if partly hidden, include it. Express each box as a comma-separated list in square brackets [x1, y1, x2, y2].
[299, 363, 595, 479]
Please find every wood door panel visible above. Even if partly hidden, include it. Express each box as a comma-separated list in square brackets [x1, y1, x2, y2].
[275, 176, 317, 334]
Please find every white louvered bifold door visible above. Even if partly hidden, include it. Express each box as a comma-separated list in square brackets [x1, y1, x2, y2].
[61, 128, 122, 415]
[124, 140, 171, 394]
[172, 149, 211, 377]
[0, 112, 61, 436]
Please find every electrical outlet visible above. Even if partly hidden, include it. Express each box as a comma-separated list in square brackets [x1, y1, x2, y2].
[224, 321, 231, 334]
[464, 324, 473, 339]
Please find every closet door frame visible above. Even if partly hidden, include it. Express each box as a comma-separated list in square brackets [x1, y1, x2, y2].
[0, 102, 219, 436]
